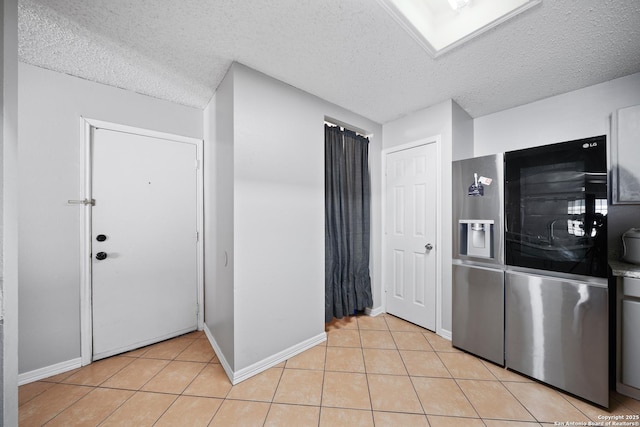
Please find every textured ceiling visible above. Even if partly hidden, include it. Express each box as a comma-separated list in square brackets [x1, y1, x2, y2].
[18, 0, 640, 123]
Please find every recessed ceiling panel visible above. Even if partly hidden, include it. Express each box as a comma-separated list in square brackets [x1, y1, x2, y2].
[377, 0, 542, 57]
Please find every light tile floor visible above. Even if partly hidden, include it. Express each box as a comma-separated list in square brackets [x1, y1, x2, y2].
[19, 314, 640, 426]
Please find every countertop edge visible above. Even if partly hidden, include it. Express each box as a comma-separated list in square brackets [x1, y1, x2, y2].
[609, 259, 640, 279]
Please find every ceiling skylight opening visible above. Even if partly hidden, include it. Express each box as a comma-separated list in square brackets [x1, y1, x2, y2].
[377, 0, 541, 58]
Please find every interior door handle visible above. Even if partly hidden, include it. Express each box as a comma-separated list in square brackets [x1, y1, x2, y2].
[425, 243, 433, 251]
[96, 252, 108, 260]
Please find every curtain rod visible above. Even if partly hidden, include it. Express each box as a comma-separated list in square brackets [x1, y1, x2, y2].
[324, 120, 372, 138]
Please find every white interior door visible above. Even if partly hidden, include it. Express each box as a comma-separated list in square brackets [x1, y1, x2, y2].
[384, 143, 438, 330]
[91, 128, 198, 360]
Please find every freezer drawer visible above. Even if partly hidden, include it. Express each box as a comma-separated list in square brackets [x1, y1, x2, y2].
[622, 299, 640, 389]
[505, 271, 609, 407]
[452, 264, 504, 365]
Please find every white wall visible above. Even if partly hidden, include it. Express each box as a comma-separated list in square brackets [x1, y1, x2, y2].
[474, 73, 640, 156]
[2, 0, 19, 424]
[18, 63, 203, 374]
[204, 63, 382, 376]
[452, 101, 474, 162]
[474, 72, 640, 251]
[382, 99, 469, 337]
[203, 68, 235, 369]
[232, 64, 325, 370]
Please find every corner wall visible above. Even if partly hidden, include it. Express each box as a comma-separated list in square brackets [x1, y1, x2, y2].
[2, 0, 19, 424]
[232, 64, 326, 370]
[204, 63, 382, 377]
[18, 63, 203, 375]
[203, 68, 235, 370]
[452, 101, 474, 162]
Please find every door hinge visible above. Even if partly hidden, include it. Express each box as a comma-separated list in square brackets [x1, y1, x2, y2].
[196, 231, 199, 241]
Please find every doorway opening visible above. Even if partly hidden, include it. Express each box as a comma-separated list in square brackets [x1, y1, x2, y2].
[324, 118, 374, 322]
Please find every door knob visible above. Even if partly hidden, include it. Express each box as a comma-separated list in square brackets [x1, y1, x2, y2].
[96, 252, 108, 260]
[425, 243, 433, 251]
[96, 234, 107, 242]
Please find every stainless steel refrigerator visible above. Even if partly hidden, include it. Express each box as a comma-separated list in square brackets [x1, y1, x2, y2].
[452, 153, 505, 365]
[503, 136, 609, 408]
[453, 136, 610, 408]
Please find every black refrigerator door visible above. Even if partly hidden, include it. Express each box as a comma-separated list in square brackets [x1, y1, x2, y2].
[504, 136, 608, 278]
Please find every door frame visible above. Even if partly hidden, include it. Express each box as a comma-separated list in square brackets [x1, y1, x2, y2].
[381, 136, 443, 333]
[79, 117, 204, 366]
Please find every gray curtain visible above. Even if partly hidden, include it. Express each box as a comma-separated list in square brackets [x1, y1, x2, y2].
[325, 124, 372, 322]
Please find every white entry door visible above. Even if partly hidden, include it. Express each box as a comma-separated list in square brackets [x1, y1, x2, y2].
[91, 128, 199, 360]
[384, 143, 438, 330]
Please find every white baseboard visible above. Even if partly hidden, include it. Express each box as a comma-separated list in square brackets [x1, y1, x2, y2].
[616, 382, 640, 400]
[231, 332, 326, 385]
[203, 324, 327, 385]
[438, 328, 452, 341]
[365, 306, 385, 317]
[18, 357, 82, 386]
[202, 324, 235, 383]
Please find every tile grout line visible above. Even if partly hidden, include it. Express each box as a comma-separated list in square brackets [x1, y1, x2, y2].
[97, 388, 154, 427]
[180, 334, 224, 424]
[430, 336, 484, 421]
[39, 384, 97, 426]
[259, 359, 287, 427]
[122, 339, 201, 425]
[496, 380, 546, 425]
[27, 356, 140, 425]
[317, 332, 330, 427]
[387, 322, 429, 419]
[17, 382, 52, 407]
[163, 357, 211, 425]
[360, 317, 380, 425]
[119, 345, 183, 426]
